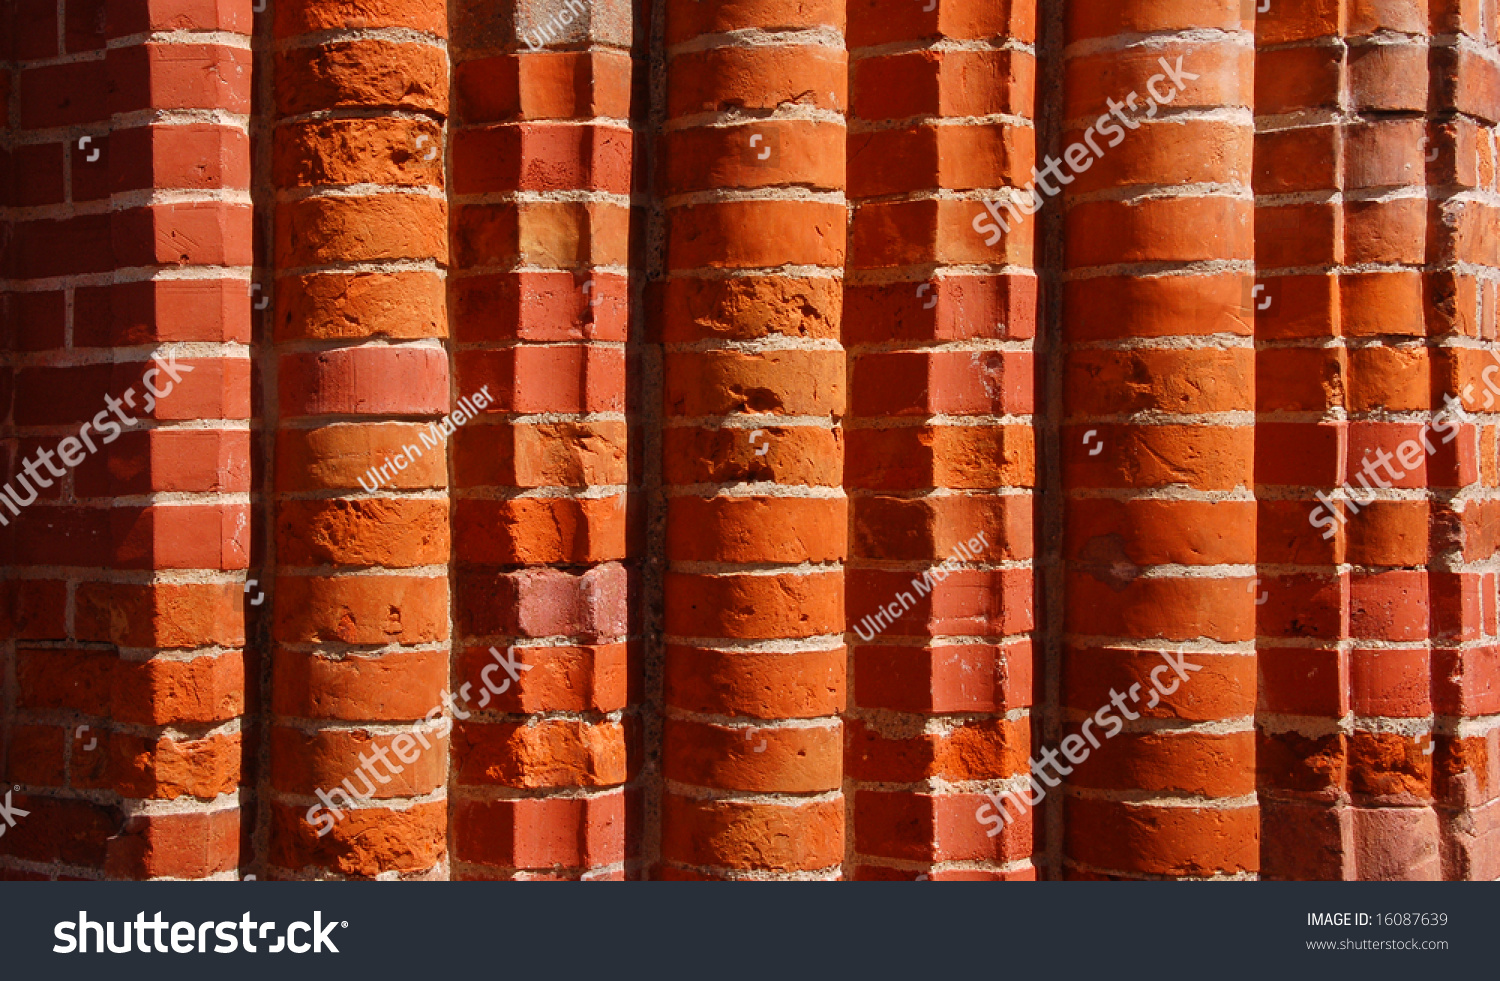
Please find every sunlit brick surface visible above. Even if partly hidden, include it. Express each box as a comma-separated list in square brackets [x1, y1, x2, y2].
[1, 0, 1496, 880]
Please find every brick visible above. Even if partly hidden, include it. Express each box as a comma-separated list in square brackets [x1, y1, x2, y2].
[275, 195, 449, 266]
[664, 571, 842, 640]
[19, 60, 109, 128]
[274, 41, 447, 116]
[453, 271, 626, 342]
[278, 498, 450, 568]
[274, 117, 444, 189]
[667, 201, 847, 270]
[661, 796, 843, 871]
[665, 644, 844, 719]
[273, 0, 447, 36]
[273, 574, 448, 646]
[455, 564, 628, 640]
[452, 795, 624, 870]
[452, 719, 627, 788]
[853, 790, 1032, 864]
[276, 271, 447, 342]
[75, 279, 253, 347]
[1064, 797, 1259, 877]
[268, 800, 445, 878]
[278, 347, 450, 418]
[664, 719, 840, 793]
[854, 640, 1031, 714]
[273, 648, 448, 722]
[108, 0, 253, 35]
[277, 423, 447, 492]
[452, 122, 630, 194]
[75, 582, 244, 649]
[453, 642, 632, 714]
[454, 51, 632, 123]
[668, 47, 845, 119]
[270, 727, 447, 798]
[107, 44, 252, 114]
[846, 716, 1028, 783]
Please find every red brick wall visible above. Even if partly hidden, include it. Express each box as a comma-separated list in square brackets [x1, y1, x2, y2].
[2, 0, 253, 879]
[1, 0, 1496, 881]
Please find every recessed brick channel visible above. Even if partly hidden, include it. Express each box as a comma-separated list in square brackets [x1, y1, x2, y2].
[1430, 1, 1500, 883]
[2, 0, 1499, 881]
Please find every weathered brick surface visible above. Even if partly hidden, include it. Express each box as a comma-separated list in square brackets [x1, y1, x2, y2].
[844, 0, 1036, 881]
[446, 0, 636, 882]
[1, 0, 1496, 881]
[655, 0, 849, 879]
[0, 0, 251, 880]
[1057, 0, 1259, 879]
[263, 0, 452, 880]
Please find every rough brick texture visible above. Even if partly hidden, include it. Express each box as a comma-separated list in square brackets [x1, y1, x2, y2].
[1, 0, 1496, 880]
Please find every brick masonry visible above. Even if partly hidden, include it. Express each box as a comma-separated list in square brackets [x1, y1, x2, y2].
[0, 0, 1497, 880]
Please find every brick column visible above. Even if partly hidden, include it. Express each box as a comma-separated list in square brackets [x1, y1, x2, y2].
[446, 0, 636, 880]
[657, 0, 847, 879]
[1059, 1, 1258, 879]
[266, 0, 450, 879]
[1, 0, 253, 880]
[1252, 0, 1360, 881]
[843, 0, 1038, 881]
[1339, 12, 1442, 879]
[1430, 0, 1500, 881]
[1255, 0, 1458, 880]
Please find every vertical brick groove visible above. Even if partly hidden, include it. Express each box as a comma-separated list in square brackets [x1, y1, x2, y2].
[1060, 0, 1258, 879]
[266, 0, 451, 880]
[843, 0, 1038, 881]
[1, 0, 13, 875]
[656, 0, 848, 879]
[447, 0, 636, 881]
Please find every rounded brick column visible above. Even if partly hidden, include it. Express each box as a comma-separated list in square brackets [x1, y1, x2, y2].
[657, 0, 848, 879]
[1059, 1, 1258, 879]
[266, 0, 451, 879]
